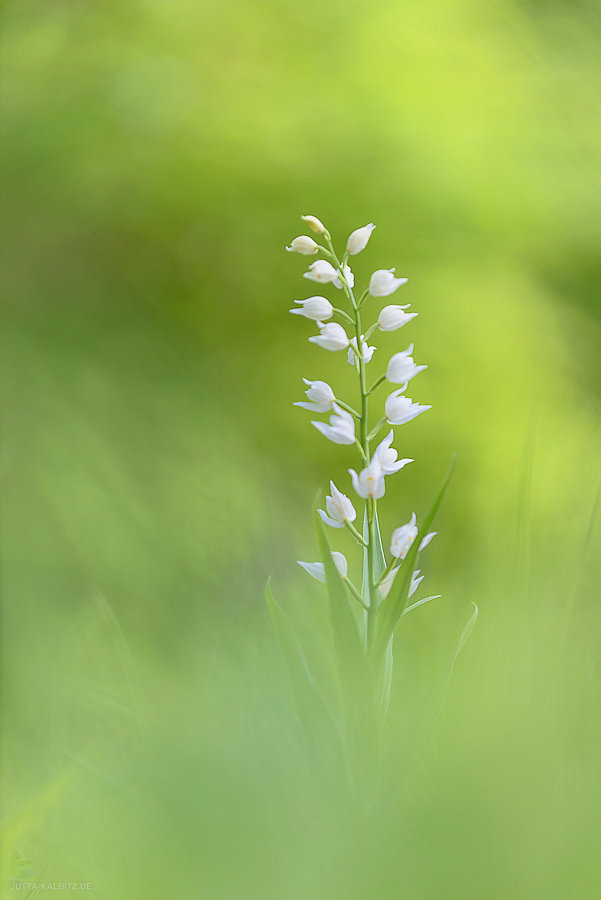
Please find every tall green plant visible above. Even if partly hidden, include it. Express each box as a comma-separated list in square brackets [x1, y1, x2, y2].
[269, 215, 476, 798]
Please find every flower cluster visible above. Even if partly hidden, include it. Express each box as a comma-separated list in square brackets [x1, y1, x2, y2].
[286, 215, 435, 623]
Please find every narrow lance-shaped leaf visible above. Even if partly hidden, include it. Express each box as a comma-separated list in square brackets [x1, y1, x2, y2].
[374, 454, 456, 658]
[265, 580, 342, 748]
[314, 499, 364, 690]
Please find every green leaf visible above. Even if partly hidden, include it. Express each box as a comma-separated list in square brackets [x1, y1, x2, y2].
[455, 601, 479, 658]
[374, 454, 456, 658]
[402, 594, 442, 617]
[313, 505, 363, 689]
[372, 508, 387, 582]
[265, 579, 340, 746]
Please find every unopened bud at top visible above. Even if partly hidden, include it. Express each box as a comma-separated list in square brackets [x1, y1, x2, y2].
[301, 214, 326, 234]
[286, 235, 320, 255]
[346, 223, 375, 255]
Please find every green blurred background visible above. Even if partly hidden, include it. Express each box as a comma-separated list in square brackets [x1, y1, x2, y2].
[2, 0, 601, 896]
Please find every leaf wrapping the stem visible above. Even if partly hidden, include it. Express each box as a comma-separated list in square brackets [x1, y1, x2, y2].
[374, 454, 456, 658]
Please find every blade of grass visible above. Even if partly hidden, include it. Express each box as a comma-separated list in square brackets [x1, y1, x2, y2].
[265, 580, 342, 750]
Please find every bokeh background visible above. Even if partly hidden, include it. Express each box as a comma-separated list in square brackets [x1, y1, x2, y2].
[2, 0, 601, 896]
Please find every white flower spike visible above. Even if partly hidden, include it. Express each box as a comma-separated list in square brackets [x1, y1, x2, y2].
[297, 551, 348, 582]
[390, 513, 418, 559]
[349, 457, 386, 499]
[386, 344, 427, 385]
[303, 259, 338, 284]
[319, 481, 357, 528]
[373, 430, 413, 475]
[333, 264, 354, 290]
[369, 268, 408, 297]
[308, 321, 350, 352]
[378, 305, 418, 331]
[385, 391, 432, 425]
[284, 216, 457, 718]
[346, 224, 375, 255]
[347, 335, 376, 366]
[312, 404, 355, 445]
[301, 214, 326, 234]
[289, 296, 333, 321]
[286, 235, 319, 255]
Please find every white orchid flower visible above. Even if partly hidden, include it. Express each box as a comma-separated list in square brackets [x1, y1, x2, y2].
[369, 268, 408, 297]
[348, 457, 385, 499]
[333, 264, 354, 290]
[318, 481, 357, 528]
[312, 403, 355, 445]
[379, 566, 423, 601]
[303, 259, 338, 284]
[294, 378, 335, 413]
[390, 513, 418, 559]
[419, 531, 437, 551]
[286, 235, 319, 255]
[308, 321, 350, 351]
[373, 430, 413, 474]
[289, 296, 333, 321]
[409, 569, 424, 598]
[379, 566, 399, 599]
[301, 214, 326, 234]
[385, 344, 427, 385]
[346, 224, 375, 255]
[347, 335, 376, 366]
[297, 551, 348, 582]
[385, 391, 432, 425]
[378, 304, 418, 331]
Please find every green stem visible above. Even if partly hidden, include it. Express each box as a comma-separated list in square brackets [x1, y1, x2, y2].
[332, 307, 354, 325]
[345, 520, 368, 547]
[366, 498, 378, 645]
[367, 417, 386, 442]
[336, 398, 361, 420]
[368, 375, 386, 395]
[343, 577, 369, 610]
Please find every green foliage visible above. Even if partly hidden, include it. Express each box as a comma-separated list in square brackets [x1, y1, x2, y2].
[2, 0, 601, 895]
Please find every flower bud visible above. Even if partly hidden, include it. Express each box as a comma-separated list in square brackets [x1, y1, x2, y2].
[385, 344, 427, 384]
[347, 335, 376, 366]
[385, 391, 432, 425]
[301, 214, 326, 234]
[334, 264, 354, 290]
[409, 569, 424, 598]
[289, 296, 333, 321]
[308, 322, 349, 351]
[348, 458, 385, 499]
[369, 268, 408, 297]
[297, 551, 348, 582]
[286, 235, 320, 255]
[390, 513, 418, 559]
[346, 223, 375, 255]
[319, 481, 357, 528]
[303, 260, 338, 283]
[312, 404, 355, 445]
[373, 430, 413, 474]
[378, 304, 417, 331]
[294, 378, 335, 413]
